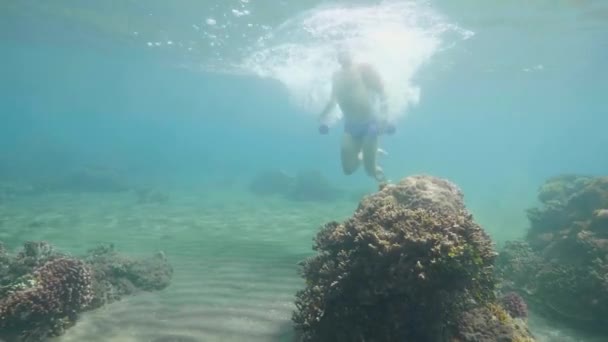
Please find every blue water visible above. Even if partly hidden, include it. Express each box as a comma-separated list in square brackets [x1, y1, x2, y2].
[1, 0, 608, 341]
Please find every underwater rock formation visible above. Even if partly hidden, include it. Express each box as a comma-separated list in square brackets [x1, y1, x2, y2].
[249, 169, 344, 201]
[0, 241, 173, 341]
[0, 181, 36, 202]
[292, 174, 535, 341]
[497, 174, 608, 333]
[249, 169, 294, 196]
[37, 165, 131, 193]
[287, 170, 344, 201]
[134, 187, 170, 204]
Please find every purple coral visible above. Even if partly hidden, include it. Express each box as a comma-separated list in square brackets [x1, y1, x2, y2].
[0, 241, 174, 340]
[0, 257, 93, 329]
[500, 291, 528, 319]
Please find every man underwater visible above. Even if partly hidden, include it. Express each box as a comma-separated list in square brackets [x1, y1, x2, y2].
[318, 49, 395, 183]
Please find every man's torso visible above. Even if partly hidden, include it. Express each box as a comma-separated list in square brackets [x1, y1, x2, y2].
[333, 65, 374, 123]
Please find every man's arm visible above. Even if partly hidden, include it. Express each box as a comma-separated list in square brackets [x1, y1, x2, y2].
[318, 76, 338, 124]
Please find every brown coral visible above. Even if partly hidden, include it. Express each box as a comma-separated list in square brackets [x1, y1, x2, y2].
[453, 304, 534, 342]
[498, 174, 608, 334]
[0, 241, 173, 341]
[292, 175, 509, 341]
[0, 257, 93, 339]
[500, 292, 528, 319]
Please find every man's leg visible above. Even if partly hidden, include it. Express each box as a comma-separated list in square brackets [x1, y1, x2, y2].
[341, 133, 363, 175]
[362, 135, 386, 182]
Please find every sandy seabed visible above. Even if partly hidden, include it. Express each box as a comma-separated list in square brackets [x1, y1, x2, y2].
[0, 189, 604, 342]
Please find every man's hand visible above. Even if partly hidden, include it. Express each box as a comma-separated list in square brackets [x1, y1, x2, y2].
[384, 123, 396, 135]
[319, 124, 329, 135]
[380, 98, 389, 116]
[381, 120, 395, 135]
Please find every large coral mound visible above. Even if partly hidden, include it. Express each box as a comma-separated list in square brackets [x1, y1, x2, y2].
[497, 174, 608, 332]
[293, 175, 534, 341]
[0, 241, 173, 341]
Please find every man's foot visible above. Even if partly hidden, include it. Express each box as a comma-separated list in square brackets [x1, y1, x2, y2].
[374, 166, 387, 183]
[358, 148, 388, 161]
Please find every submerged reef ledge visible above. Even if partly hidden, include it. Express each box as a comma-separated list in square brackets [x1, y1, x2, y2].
[0, 241, 173, 342]
[497, 174, 608, 334]
[292, 174, 535, 342]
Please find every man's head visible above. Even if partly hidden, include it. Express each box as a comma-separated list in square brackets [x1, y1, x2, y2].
[336, 48, 353, 68]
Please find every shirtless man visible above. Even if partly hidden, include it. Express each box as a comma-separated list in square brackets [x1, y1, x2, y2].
[318, 49, 395, 183]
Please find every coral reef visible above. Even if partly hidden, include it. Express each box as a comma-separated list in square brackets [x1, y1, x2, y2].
[499, 291, 528, 319]
[0, 241, 172, 341]
[0, 258, 93, 341]
[453, 304, 533, 342]
[7, 241, 67, 278]
[0, 242, 11, 288]
[497, 174, 608, 333]
[525, 174, 608, 246]
[249, 169, 344, 201]
[84, 244, 173, 309]
[292, 174, 535, 341]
